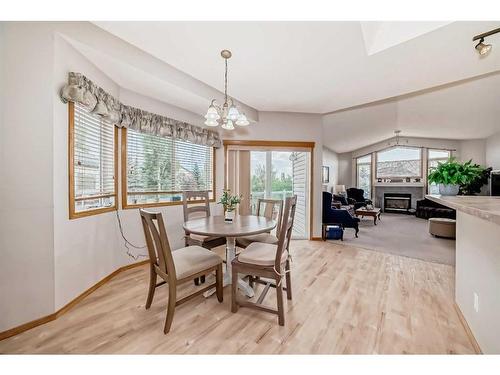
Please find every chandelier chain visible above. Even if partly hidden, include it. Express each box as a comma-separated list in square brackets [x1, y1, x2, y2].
[224, 58, 228, 104]
[204, 49, 249, 128]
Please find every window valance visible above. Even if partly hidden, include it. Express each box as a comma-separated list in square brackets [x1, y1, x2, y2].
[60, 72, 221, 148]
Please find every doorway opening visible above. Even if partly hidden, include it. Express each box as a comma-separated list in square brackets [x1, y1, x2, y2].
[224, 141, 314, 239]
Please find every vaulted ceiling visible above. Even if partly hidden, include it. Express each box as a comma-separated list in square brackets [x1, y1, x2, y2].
[87, 21, 500, 152]
[95, 21, 500, 113]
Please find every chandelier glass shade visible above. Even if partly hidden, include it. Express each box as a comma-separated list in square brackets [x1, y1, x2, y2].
[204, 50, 250, 129]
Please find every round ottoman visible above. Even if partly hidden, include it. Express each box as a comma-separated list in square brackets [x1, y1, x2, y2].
[429, 218, 456, 239]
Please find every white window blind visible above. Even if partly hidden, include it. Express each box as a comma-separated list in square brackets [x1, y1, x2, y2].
[126, 128, 214, 206]
[72, 102, 116, 214]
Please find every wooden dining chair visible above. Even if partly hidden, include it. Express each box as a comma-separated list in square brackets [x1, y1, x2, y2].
[236, 198, 284, 249]
[231, 195, 297, 326]
[140, 209, 224, 334]
[183, 190, 226, 285]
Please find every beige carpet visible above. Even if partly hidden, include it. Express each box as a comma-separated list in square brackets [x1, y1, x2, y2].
[330, 213, 456, 265]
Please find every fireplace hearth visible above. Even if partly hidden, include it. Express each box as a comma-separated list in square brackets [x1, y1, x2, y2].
[384, 193, 412, 213]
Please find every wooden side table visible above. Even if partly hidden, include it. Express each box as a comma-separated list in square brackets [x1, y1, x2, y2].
[355, 207, 382, 225]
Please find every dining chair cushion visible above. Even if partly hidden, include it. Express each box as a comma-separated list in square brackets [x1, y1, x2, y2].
[173, 245, 223, 280]
[236, 233, 279, 248]
[237, 242, 288, 267]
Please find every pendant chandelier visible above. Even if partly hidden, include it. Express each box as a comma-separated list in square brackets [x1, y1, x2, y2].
[204, 49, 249, 130]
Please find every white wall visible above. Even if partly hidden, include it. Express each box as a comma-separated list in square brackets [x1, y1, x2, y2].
[460, 139, 486, 166]
[53, 34, 123, 310]
[456, 211, 500, 353]
[322, 147, 339, 193]
[0, 23, 56, 331]
[337, 153, 353, 187]
[486, 131, 500, 170]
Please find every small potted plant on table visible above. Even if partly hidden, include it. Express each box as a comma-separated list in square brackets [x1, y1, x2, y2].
[218, 190, 242, 222]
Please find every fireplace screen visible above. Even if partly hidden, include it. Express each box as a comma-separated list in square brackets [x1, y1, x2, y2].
[384, 193, 411, 213]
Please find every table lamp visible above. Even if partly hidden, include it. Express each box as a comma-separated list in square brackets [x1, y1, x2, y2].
[334, 185, 346, 196]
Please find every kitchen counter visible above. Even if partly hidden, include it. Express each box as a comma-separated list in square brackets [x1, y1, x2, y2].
[426, 194, 500, 226]
[425, 194, 500, 354]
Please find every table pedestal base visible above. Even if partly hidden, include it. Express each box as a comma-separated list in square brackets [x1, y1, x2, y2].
[203, 237, 255, 298]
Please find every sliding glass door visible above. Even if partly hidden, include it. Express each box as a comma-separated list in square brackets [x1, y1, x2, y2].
[250, 150, 309, 238]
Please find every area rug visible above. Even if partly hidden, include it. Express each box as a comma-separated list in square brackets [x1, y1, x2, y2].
[330, 212, 455, 265]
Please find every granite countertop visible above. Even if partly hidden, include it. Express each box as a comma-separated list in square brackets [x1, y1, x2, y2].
[426, 195, 500, 226]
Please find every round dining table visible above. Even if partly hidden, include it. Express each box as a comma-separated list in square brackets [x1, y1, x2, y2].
[183, 215, 276, 298]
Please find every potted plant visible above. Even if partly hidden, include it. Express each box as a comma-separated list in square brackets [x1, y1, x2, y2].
[428, 157, 484, 196]
[459, 166, 492, 195]
[218, 190, 242, 222]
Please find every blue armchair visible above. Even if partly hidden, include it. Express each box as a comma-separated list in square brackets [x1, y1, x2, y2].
[322, 192, 360, 239]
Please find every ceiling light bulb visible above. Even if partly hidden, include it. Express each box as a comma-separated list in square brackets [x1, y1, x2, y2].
[205, 105, 220, 120]
[204, 119, 219, 127]
[227, 105, 240, 121]
[475, 38, 492, 56]
[235, 113, 249, 126]
[221, 120, 235, 130]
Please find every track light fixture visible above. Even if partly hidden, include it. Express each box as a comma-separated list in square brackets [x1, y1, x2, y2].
[472, 27, 500, 56]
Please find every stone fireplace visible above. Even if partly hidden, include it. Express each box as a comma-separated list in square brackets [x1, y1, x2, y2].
[374, 185, 424, 212]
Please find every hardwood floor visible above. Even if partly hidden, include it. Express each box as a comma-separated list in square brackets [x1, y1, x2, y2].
[0, 241, 476, 354]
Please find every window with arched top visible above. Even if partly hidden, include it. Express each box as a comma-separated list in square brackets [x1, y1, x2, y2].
[376, 146, 422, 179]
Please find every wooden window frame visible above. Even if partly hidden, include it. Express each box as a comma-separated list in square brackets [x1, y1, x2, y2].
[121, 128, 216, 209]
[375, 146, 423, 180]
[68, 102, 118, 219]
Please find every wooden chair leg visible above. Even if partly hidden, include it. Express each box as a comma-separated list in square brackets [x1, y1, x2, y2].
[285, 260, 292, 300]
[164, 285, 176, 334]
[216, 264, 223, 303]
[145, 265, 156, 309]
[276, 276, 285, 326]
[231, 265, 238, 313]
